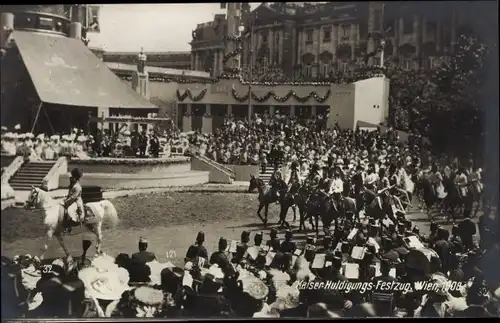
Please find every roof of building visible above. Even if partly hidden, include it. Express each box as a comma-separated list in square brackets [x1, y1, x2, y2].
[104, 62, 211, 79]
[12, 30, 156, 109]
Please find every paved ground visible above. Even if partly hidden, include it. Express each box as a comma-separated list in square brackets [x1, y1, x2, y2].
[1, 190, 481, 266]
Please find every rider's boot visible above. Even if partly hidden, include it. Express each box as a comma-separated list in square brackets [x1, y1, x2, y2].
[63, 214, 72, 234]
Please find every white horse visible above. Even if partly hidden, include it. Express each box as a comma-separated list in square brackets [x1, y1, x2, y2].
[24, 186, 119, 259]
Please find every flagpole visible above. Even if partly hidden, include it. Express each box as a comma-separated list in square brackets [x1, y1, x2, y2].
[248, 21, 254, 125]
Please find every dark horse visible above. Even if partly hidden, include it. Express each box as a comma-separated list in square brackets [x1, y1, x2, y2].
[363, 186, 404, 225]
[277, 183, 299, 229]
[304, 191, 358, 236]
[248, 175, 279, 225]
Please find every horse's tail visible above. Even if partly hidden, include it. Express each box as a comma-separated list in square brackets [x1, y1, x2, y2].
[100, 200, 119, 228]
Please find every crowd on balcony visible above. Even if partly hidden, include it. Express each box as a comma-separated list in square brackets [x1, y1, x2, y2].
[0, 125, 190, 162]
[3, 206, 499, 318]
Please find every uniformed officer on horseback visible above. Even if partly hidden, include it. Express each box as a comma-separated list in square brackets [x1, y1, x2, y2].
[269, 165, 285, 201]
[287, 161, 302, 196]
[329, 167, 345, 216]
[63, 168, 84, 234]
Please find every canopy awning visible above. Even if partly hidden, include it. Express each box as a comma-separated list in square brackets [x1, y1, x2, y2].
[12, 31, 156, 109]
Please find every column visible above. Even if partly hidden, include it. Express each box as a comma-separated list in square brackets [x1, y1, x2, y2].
[219, 49, 224, 73]
[422, 16, 427, 44]
[350, 24, 356, 61]
[291, 28, 296, 68]
[311, 105, 317, 117]
[332, 24, 337, 63]
[202, 104, 212, 134]
[97, 107, 110, 130]
[450, 11, 457, 53]
[213, 51, 218, 76]
[227, 104, 233, 117]
[183, 104, 192, 132]
[270, 105, 275, 116]
[414, 15, 421, 57]
[279, 30, 284, 65]
[191, 52, 196, 70]
[297, 30, 302, 65]
[269, 29, 274, 65]
[290, 105, 295, 117]
[436, 20, 442, 52]
[399, 18, 404, 62]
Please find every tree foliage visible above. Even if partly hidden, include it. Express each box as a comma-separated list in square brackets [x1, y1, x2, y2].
[386, 33, 488, 157]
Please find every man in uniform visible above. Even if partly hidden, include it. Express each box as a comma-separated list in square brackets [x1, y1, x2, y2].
[62, 168, 85, 234]
[329, 167, 345, 217]
[210, 238, 230, 267]
[266, 228, 281, 252]
[132, 237, 157, 264]
[269, 166, 285, 202]
[185, 231, 209, 264]
[306, 163, 322, 191]
[286, 161, 302, 197]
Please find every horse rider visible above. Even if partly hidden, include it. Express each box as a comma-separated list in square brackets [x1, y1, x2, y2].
[306, 163, 322, 192]
[269, 166, 285, 201]
[63, 168, 84, 234]
[287, 161, 302, 196]
[329, 167, 345, 215]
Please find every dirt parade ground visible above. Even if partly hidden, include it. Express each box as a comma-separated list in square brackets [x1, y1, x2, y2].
[0, 191, 481, 265]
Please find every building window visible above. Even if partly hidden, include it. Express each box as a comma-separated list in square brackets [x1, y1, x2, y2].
[339, 62, 348, 72]
[373, 9, 381, 31]
[305, 64, 312, 78]
[403, 59, 412, 70]
[323, 27, 331, 42]
[403, 18, 413, 34]
[306, 29, 314, 44]
[342, 25, 350, 39]
[262, 31, 268, 44]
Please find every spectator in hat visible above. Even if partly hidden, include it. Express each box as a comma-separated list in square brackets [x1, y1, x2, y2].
[458, 216, 477, 251]
[280, 230, 297, 254]
[210, 238, 229, 267]
[132, 237, 157, 265]
[185, 231, 208, 263]
[266, 228, 281, 252]
[254, 232, 264, 248]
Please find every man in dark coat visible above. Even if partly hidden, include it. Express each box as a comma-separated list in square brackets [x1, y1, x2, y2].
[458, 216, 477, 251]
[266, 228, 281, 252]
[138, 130, 148, 157]
[210, 238, 230, 268]
[131, 237, 157, 265]
[185, 231, 208, 264]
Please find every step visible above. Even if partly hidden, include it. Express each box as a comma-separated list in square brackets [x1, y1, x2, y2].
[10, 179, 44, 185]
[20, 166, 54, 171]
[16, 169, 52, 174]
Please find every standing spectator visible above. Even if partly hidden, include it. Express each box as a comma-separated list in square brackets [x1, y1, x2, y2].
[131, 237, 157, 265]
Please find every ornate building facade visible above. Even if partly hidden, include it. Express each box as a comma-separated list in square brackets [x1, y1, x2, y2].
[190, 2, 471, 78]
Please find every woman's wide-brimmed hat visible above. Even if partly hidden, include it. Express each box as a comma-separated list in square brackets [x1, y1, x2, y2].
[78, 264, 130, 301]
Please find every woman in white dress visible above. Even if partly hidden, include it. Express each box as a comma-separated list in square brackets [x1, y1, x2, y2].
[74, 135, 90, 159]
[34, 134, 44, 160]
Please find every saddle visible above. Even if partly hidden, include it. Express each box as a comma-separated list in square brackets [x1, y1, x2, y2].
[62, 203, 98, 227]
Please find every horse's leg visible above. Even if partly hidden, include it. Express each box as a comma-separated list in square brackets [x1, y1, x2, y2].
[257, 203, 264, 222]
[95, 223, 103, 255]
[55, 233, 70, 257]
[292, 205, 297, 222]
[315, 214, 319, 236]
[263, 204, 269, 226]
[41, 228, 54, 260]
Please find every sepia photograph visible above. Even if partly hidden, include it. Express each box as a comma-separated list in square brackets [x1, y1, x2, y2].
[1, 2, 498, 319]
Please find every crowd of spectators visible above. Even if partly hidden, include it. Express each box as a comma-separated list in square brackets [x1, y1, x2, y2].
[0, 126, 190, 162]
[3, 204, 499, 318]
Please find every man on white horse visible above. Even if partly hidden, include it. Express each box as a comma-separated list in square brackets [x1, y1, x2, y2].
[62, 168, 84, 234]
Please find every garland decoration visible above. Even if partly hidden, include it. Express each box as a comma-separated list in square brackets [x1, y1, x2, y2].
[232, 88, 331, 104]
[176, 89, 207, 102]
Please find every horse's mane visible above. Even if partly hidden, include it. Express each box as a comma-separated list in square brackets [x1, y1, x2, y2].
[33, 188, 54, 207]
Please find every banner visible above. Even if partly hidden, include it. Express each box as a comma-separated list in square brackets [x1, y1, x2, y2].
[87, 5, 101, 33]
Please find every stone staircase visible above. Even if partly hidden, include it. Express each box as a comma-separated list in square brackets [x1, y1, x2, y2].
[260, 164, 282, 183]
[9, 161, 56, 191]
